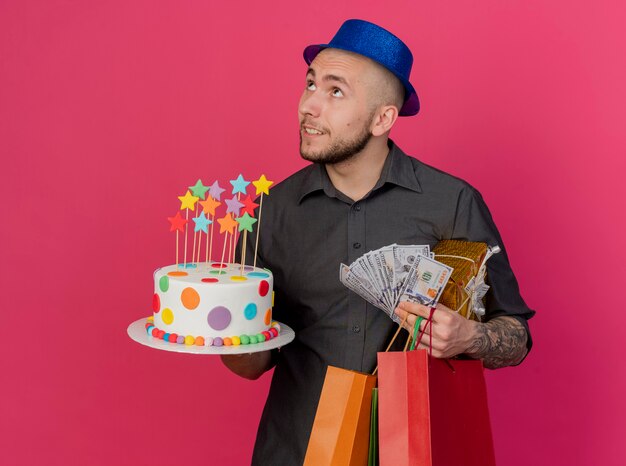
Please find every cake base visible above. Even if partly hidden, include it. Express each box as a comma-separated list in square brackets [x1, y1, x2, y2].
[127, 317, 295, 355]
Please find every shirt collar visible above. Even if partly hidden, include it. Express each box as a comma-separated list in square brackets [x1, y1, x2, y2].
[297, 139, 422, 204]
[374, 140, 423, 194]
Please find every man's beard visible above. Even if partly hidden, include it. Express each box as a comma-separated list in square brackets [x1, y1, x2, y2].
[299, 120, 373, 165]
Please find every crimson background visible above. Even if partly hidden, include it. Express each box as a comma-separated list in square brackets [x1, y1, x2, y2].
[1, 1, 624, 465]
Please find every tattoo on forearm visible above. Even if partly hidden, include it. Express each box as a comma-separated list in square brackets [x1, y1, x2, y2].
[467, 316, 528, 369]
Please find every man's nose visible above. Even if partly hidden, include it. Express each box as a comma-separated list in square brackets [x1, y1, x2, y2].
[298, 90, 322, 118]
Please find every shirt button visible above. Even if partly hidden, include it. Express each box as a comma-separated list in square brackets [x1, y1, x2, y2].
[352, 325, 361, 333]
[353, 242, 361, 249]
[354, 203, 361, 211]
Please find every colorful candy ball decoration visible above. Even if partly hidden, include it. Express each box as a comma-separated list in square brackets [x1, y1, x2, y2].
[145, 320, 282, 347]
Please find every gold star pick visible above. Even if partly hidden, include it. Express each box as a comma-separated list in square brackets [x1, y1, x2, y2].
[178, 190, 199, 211]
[252, 174, 274, 196]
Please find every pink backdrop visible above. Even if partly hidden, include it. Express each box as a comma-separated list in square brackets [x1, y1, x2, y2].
[2, 1, 625, 465]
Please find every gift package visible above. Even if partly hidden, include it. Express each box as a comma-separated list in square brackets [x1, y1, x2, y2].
[433, 240, 500, 321]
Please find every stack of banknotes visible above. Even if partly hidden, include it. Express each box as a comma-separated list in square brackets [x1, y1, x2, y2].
[340, 244, 454, 325]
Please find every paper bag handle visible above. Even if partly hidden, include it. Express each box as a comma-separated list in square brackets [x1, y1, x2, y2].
[372, 307, 435, 375]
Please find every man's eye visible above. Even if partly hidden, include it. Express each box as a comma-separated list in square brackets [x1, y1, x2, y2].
[306, 81, 316, 91]
[332, 88, 344, 97]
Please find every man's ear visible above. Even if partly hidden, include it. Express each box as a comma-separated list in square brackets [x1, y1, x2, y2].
[371, 105, 399, 136]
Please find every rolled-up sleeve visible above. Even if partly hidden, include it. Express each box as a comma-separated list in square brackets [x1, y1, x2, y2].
[451, 186, 535, 351]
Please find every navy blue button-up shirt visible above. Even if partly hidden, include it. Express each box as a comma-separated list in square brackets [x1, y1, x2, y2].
[245, 140, 534, 465]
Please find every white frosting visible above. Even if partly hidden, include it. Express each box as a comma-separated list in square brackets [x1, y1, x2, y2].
[152, 262, 273, 339]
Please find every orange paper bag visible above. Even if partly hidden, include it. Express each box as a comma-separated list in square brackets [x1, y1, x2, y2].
[304, 365, 377, 466]
[377, 350, 495, 466]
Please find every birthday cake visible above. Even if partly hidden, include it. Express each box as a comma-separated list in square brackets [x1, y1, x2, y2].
[146, 262, 279, 347]
[141, 175, 280, 348]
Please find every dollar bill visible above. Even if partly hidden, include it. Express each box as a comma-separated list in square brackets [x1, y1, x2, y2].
[339, 244, 453, 324]
[371, 250, 395, 311]
[339, 263, 389, 312]
[398, 254, 453, 307]
[356, 255, 383, 303]
[392, 244, 430, 297]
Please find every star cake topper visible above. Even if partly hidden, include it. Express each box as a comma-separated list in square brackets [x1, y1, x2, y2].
[236, 212, 258, 232]
[252, 174, 274, 196]
[230, 174, 250, 195]
[199, 196, 221, 216]
[189, 179, 210, 199]
[178, 190, 199, 211]
[208, 181, 225, 201]
[225, 196, 245, 216]
[217, 213, 238, 235]
[192, 212, 212, 233]
[167, 212, 188, 232]
[241, 195, 259, 216]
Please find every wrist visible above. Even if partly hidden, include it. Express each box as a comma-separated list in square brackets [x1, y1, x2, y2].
[220, 350, 273, 380]
[463, 320, 486, 358]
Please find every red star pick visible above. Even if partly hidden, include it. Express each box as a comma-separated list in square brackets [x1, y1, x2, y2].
[241, 195, 259, 217]
[167, 212, 188, 233]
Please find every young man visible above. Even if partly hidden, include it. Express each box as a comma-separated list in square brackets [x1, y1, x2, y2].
[222, 19, 534, 464]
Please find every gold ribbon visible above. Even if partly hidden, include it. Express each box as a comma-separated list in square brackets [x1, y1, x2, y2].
[434, 254, 478, 320]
